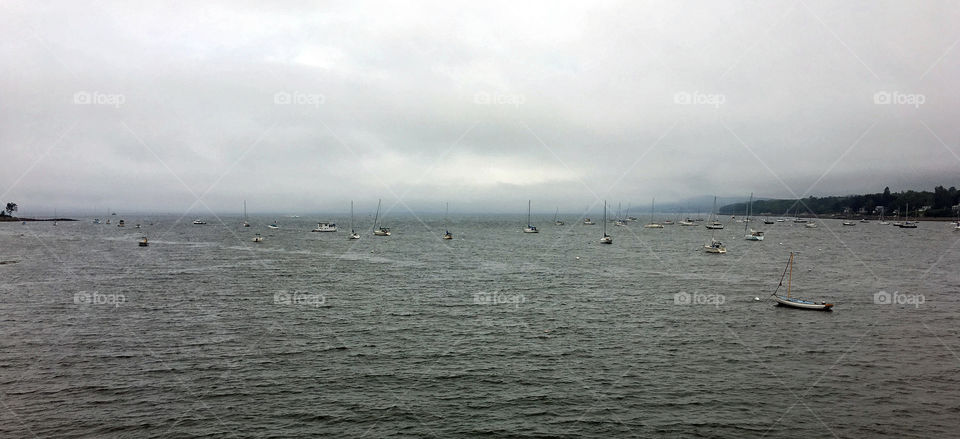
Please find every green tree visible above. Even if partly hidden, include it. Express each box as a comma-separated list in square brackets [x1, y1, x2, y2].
[4, 202, 16, 216]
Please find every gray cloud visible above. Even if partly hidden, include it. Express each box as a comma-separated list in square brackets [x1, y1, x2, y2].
[1, 0, 958, 216]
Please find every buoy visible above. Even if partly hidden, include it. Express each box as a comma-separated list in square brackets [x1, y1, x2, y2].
[575, 256, 580, 260]
[754, 297, 760, 301]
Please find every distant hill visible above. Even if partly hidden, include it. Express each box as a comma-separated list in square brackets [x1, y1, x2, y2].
[719, 186, 960, 218]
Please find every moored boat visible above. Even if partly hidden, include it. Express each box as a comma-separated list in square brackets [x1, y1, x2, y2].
[771, 252, 833, 311]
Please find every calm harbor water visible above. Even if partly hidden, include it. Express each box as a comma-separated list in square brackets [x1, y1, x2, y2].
[1, 214, 958, 438]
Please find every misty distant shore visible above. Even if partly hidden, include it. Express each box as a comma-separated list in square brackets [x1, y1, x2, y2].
[0, 216, 75, 222]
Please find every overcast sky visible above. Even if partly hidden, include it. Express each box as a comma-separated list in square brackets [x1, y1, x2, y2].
[1, 1, 958, 216]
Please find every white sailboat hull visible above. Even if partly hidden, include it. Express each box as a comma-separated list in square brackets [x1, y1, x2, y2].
[774, 295, 833, 311]
[644, 224, 664, 228]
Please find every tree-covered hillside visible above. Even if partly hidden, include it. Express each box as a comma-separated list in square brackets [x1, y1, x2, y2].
[719, 186, 960, 218]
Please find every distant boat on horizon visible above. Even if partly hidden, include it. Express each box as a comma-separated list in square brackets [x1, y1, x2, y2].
[644, 198, 664, 228]
[705, 196, 723, 229]
[349, 201, 360, 240]
[311, 222, 337, 232]
[744, 193, 764, 241]
[442, 202, 453, 240]
[600, 200, 612, 244]
[373, 199, 391, 236]
[523, 200, 538, 233]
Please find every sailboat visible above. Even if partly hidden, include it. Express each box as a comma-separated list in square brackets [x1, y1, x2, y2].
[349, 201, 360, 240]
[744, 193, 764, 241]
[583, 217, 595, 225]
[252, 233, 263, 242]
[878, 207, 889, 225]
[896, 204, 918, 228]
[771, 252, 834, 311]
[705, 196, 724, 229]
[614, 202, 627, 226]
[372, 199, 391, 236]
[138, 236, 149, 247]
[704, 237, 726, 253]
[600, 201, 613, 244]
[644, 198, 663, 228]
[442, 202, 453, 240]
[523, 200, 538, 233]
[242, 201, 250, 227]
[554, 208, 564, 226]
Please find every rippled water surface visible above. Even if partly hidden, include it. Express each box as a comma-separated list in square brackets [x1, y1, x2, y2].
[2, 215, 959, 438]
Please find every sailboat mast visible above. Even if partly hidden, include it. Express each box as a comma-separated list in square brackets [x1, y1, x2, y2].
[350, 200, 354, 233]
[528, 200, 531, 226]
[372, 199, 381, 233]
[745, 193, 752, 235]
[603, 201, 607, 235]
[787, 252, 794, 298]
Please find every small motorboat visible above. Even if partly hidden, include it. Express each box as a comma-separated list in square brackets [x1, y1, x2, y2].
[192, 219, 207, 225]
[311, 222, 337, 232]
[745, 230, 764, 241]
[138, 237, 149, 247]
[252, 233, 263, 242]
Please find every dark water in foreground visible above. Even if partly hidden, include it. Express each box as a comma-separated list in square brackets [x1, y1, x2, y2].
[1, 215, 959, 438]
